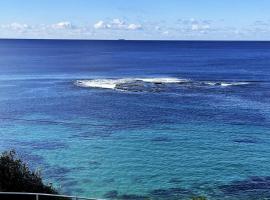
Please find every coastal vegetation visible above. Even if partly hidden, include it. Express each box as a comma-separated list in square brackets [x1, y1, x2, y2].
[0, 150, 62, 200]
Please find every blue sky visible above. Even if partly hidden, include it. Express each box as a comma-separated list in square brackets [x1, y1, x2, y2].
[0, 0, 270, 40]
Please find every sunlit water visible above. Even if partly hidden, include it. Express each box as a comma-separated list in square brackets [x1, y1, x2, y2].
[0, 40, 270, 199]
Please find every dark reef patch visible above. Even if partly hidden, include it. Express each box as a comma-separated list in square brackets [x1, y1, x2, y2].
[44, 166, 72, 181]
[117, 194, 149, 200]
[115, 81, 166, 93]
[168, 178, 182, 184]
[103, 190, 119, 199]
[149, 187, 194, 199]
[102, 178, 115, 184]
[48, 166, 72, 174]
[132, 176, 144, 184]
[233, 138, 258, 144]
[17, 140, 68, 150]
[103, 188, 200, 200]
[151, 136, 172, 142]
[73, 187, 84, 194]
[71, 130, 113, 139]
[70, 166, 86, 171]
[88, 160, 101, 166]
[60, 180, 78, 188]
[219, 176, 270, 199]
[103, 191, 149, 200]
[81, 178, 92, 184]
[54, 176, 74, 183]
[19, 151, 45, 164]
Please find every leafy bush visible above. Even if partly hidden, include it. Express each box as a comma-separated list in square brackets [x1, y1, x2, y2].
[0, 150, 66, 200]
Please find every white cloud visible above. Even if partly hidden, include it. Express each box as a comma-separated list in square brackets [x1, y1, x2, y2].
[112, 18, 125, 27]
[191, 24, 199, 31]
[191, 24, 210, 31]
[176, 18, 212, 33]
[94, 20, 108, 29]
[1, 22, 30, 31]
[127, 23, 142, 30]
[94, 19, 142, 30]
[2, 18, 270, 40]
[163, 31, 169, 35]
[52, 21, 73, 29]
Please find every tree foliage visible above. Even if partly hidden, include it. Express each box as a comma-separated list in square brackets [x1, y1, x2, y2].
[0, 150, 61, 200]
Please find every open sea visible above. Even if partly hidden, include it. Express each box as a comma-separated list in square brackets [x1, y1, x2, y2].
[0, 39, 270, 200]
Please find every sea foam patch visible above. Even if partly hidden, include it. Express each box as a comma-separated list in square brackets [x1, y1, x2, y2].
[137, 77, 189, 83]
[75, 77, 188, 90]
[203, 81, 250, 87]
[75, 78, 134, 89]
[74, 77, 251, 92]
[220, 82, 250, 87]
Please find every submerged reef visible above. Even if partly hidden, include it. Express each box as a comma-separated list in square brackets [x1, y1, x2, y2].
[102, 176, 270, 200]
[219, 176, 270, 199]
[103, 187, 200, 200]
[75, 78, 252, 93]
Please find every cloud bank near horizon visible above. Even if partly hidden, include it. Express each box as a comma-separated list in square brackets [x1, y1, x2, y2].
[1, 18, 270, 40]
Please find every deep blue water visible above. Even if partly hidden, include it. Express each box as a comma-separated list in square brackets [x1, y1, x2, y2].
[0, 39, 270, 200]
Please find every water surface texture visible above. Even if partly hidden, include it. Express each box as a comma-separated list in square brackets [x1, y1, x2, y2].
[0, 39, 270, 200]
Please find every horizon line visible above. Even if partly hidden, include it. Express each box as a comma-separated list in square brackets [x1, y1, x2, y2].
[1, 38, 270, 42]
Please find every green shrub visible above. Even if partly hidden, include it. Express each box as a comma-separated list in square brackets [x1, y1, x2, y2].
[0, 150, 69, 200]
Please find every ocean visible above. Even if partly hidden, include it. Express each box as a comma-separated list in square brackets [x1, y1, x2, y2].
[0, 39, 270, 200]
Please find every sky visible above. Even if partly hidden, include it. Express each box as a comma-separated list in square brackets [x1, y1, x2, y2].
[0, 0, 270, 40]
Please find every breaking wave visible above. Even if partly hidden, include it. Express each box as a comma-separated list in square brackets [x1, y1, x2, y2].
[203, 81, 250, 87]
[74, 77, 252, 92]
[138, 77, 188, 84]
[75, 78, 131, 89]
[75, 78, 188, 89]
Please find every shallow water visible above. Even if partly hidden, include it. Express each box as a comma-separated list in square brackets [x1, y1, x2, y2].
[0, 40, 270, 199]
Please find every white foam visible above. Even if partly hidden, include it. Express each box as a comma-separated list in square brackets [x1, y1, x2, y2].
[204, 82, 217, 86]
[75, 77, 186, 89]
[220, 82, 250, 87]
[203, 81, 250, 87]
[138, 77, 189, 83]
[74, 78, 250, 90]
[75, 79, 133, 89]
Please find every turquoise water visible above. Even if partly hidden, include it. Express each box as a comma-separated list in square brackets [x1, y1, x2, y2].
[1, 40, 270, 199]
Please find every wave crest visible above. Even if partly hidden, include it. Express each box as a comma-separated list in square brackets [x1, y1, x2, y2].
[75, 79, 133, 89]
